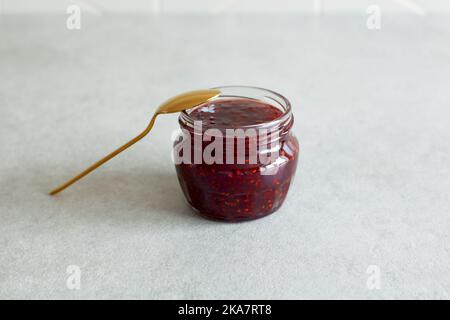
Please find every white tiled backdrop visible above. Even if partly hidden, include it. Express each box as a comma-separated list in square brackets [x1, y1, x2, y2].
[0, 0, 449, 15]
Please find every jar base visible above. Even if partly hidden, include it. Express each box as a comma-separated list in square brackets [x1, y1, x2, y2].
[188, 203, 279, 223]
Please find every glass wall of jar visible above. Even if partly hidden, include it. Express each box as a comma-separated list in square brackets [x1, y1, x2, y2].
[173, 86, 299, 221]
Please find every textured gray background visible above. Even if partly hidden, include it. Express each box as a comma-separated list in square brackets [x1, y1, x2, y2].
[0, 0, 447, 14]
[1, 14, 449, 299]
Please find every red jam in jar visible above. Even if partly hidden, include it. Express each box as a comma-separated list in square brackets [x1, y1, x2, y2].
[174, 86, 299, 221]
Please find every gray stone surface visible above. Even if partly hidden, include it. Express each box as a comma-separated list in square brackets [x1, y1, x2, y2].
[1, 14, 449, 299]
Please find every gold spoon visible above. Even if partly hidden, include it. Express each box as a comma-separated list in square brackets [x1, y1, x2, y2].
[49, 89, 221, 195]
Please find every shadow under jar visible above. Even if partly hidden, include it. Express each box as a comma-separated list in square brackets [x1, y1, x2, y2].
[173, 86, 299, 221]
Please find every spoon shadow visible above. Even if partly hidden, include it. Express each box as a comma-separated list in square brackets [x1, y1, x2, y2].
[40, 167, 203, 224]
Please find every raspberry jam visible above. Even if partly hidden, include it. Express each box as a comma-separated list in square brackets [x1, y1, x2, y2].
[188, 99, 284, 127]
[174, 86, 299, 221]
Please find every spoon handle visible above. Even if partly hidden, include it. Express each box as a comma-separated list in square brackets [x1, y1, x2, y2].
[49, 114, 157, 195]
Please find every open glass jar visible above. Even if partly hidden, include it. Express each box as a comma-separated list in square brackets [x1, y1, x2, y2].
[173, 86, 299, 221]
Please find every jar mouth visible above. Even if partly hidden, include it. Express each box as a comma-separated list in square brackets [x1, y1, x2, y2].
[179, 85, 292, 130]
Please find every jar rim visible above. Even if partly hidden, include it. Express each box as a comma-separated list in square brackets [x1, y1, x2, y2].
[179, 85, 292, 130]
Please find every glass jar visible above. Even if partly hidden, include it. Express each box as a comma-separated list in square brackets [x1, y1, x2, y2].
[173, 86, 299, 221]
